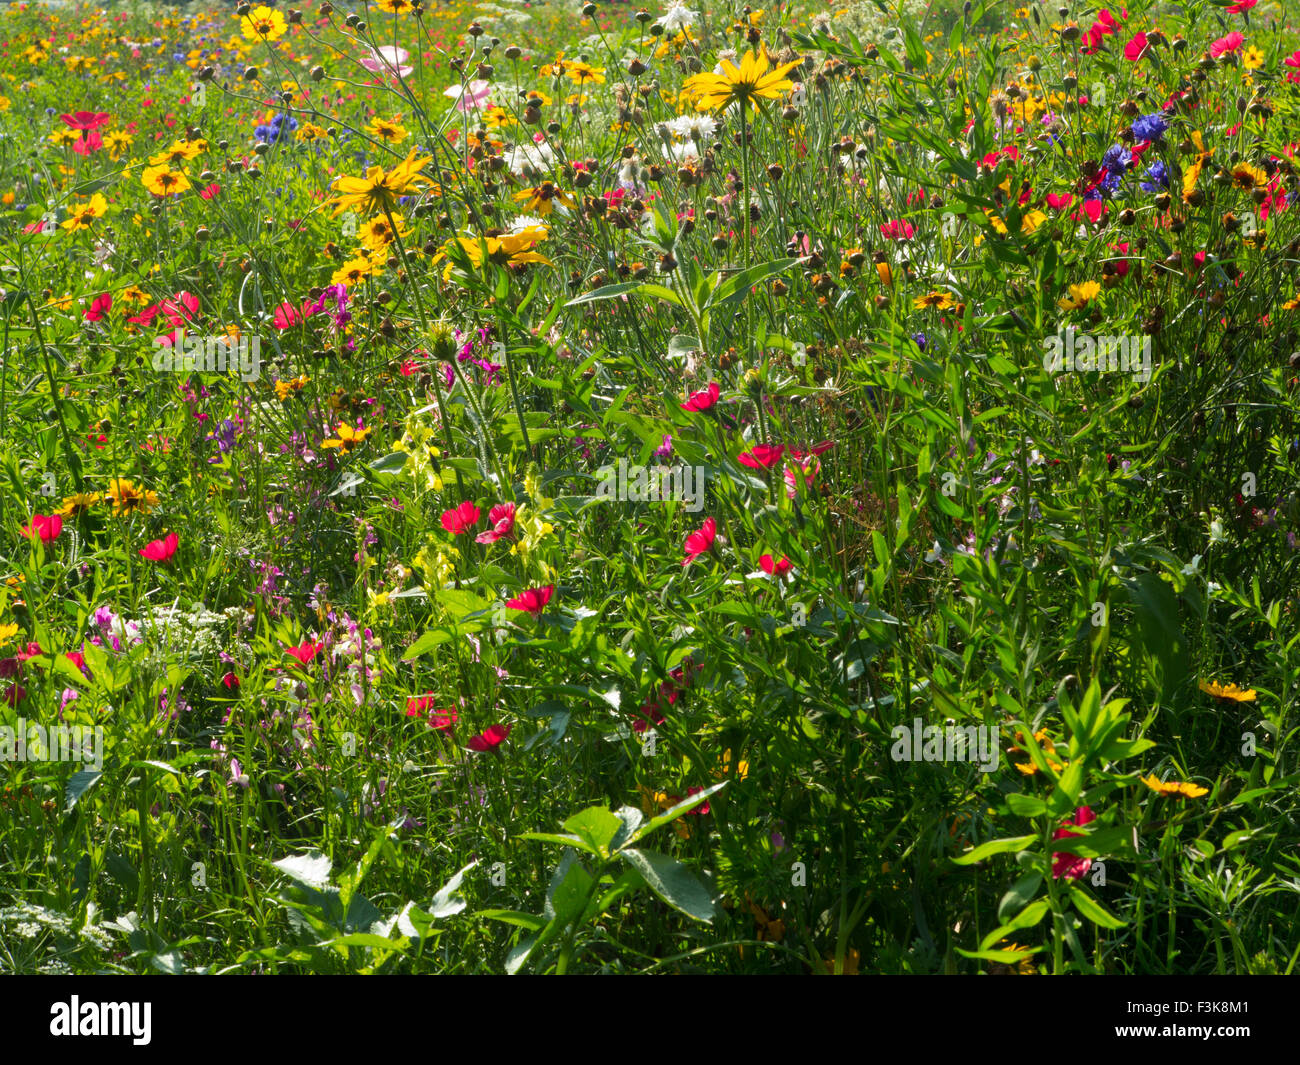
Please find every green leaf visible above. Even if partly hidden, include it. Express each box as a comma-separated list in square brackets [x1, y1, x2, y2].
[402, 627, 455, 660]
[562, 806, 624, 858]
[706, 258, 802, 309]
[430, 861, 477, 917]
[998, 872, 1044, 924]
[619, 848, 715, 923]
[368, 451, 408, 474]
[950, 834, 1037, 866]
[65, 769, 102, 813]
[1068, 883, 1127, 928]
[629, 781, 727, 844]
[273, 850, 333, 890]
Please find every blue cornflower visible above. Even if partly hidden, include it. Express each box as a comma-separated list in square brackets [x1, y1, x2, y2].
[1140, 160, 1169, 192]
[912, 332, 927, 351]
[1102, 144, 1131, 177]
[1131, 112, 1168, 143]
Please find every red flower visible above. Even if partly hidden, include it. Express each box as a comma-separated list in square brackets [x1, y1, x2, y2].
[20, 514, 62, 542]
[683, 517, 717, 566]
[72, 131, 104, 156]
[160, 291, 200, 325]
[285, 640, 324, 667]
[1046, 192, 1074, 210]
[139, 532, 179, 562]
[1210, 31, 1245, 58]
[84, 292, 112, 322]
[407, 694, 458, 730]
[681, 381, 721, 412]
[1051, 806, 1097, 880]
[738, 443, 785, 470]
[60, 111, 111, 131]
[685, 785, 710, 816]
[1227, 0, 1257, 12]
[506, 585, 554, 614]
[467, 723, 511, 752]
[760, 553, 792, 576]
[879, 219, 914, 240]
[273, 299, 314, 330]
[4, 684, 26, 707]
[199, 183, 222, 200]
[221, 671, 241, 690]
[65, 651, 90, 678]
[475, 502, 517, 544]
[441, 500, 481, 535]
[1123, 31, 1149, 62]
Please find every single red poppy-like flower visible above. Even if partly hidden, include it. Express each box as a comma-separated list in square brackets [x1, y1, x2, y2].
[139, 532, 179, 562]
[84, 292, 112, 322]
[285, 640, 324, 667]
[1051, 806, 1097, 880]
[60, 111, 111, 131]
[683, 517, 717, 566]
[738, 443, 785, 470]
[681, 381, 720, 412]
[441, 499, 482, 535]
[468, 723, 510, 752]
[20, 514, 63, 542]
[476, 502, 517, 544]
[506, 585, 554, 614]
[199, 183, 222, 200]
[760, 553, 792, 576]
[221, 671, 241, 690]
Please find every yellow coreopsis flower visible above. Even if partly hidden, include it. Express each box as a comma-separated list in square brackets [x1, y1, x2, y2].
[274, 374, 310, 400]
[61, 192, 108, 231]
[57, 492, 102, 517]
[359, 213, 408, 252]
[142, 164, 191, 197]
[107, 478, 159, 516]
[322, 424, 371, 452]
[1141, 774, 1210, 799]
[150, 139, 203, 167]
[1198, 679, 1257, 703]
[913, 291, 955, 310]
[104, 130, 134, 160]
[332, 256, 384, 286]
[1058, 280, 1101, 310]
[684, 48, 802, 112]
[367, 115, 409, 145]
[240, 4, 287, 42]
[0, 621, 19, 648]
[512, 183, 575, 216]
[566, 61, 606, 84]
[1242, 45, 1265, 70]
[330, 148, 432, 217]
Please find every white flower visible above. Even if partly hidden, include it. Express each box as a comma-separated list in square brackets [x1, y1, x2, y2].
[925, 540, 943, 563]
[1181, 554, 1202, 577]
[1209, 518, 1225, 544]
[505, 138, 554, 177]
[661, 1, 698, 36]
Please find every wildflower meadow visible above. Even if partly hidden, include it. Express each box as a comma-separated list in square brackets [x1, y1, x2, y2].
[2, 0, 1300, 987]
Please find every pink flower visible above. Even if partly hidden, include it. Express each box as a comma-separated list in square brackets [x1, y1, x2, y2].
[443, 78, 493, 112]
[20, 514, 62, 542]
[880, 219, 914, 240]
[475, 502, 517, 544]
[273, 299, 314, 330]
[84, 292, 112, 322]
[784, 455, 821, 498]
[738, 443, 785, 470]
[1227, 0, 1257, 12]
[760, 553, 792, 577]
[1123, 32, 1149, 62]
[506, 585, 553, 615]
[139, 532, 179, 563]
[681, 381, 721, 412]
[1046, 192, 1074, 210]
[1210, 31, 1245, 58]
[360, 45, 413, 78]
[441, 500, 482, 535]
[1051, 806, 1097, 880]
[467, 723, 510, 752]
[72, 131, 104, 156]
[60, 111, 111, 131]
[683, 517, 717, 566]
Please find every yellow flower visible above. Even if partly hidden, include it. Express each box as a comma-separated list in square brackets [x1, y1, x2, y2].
[433, 227, 552, 282]
[913, 291, 955, 310]
[719, 748, 749, 780]
[332, 256, 383, 286]
[240, 4, 287, 42]
[106, 478, 159, 516]
[297, 122, 330, 143]
[377, 0, 415, 11]
[61, 192, 108, 232]
[104, 130, 134, 160]
[322, 424, 371, 452]
[49, 128, 80, 148]
[1243, 45, 1265, 70]
[685, 48, 801, 112]
[57, 492, 102, 517]
[331, 148, 432, 217]
[274, 374, 310, 400]
[120, 285, 150, 305]
[1058, 280, 1101, 310]
[359, 213, 408, 252]
[367, 115, 409, 145]
[0, 622, 19, 648]
[512, 183, 575, 216]
[1230, 162, 1267, 191]
[150, 139, 203, 167]
[566, 61, 606, 84]
[1198, 679, 1256, 703]
[142, 164, 191, 197]
[1141, 774, 1210, 799]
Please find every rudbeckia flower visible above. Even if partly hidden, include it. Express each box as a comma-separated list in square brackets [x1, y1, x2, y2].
[1198, 679, 1256, 703]
[684, 48, 801, 111]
